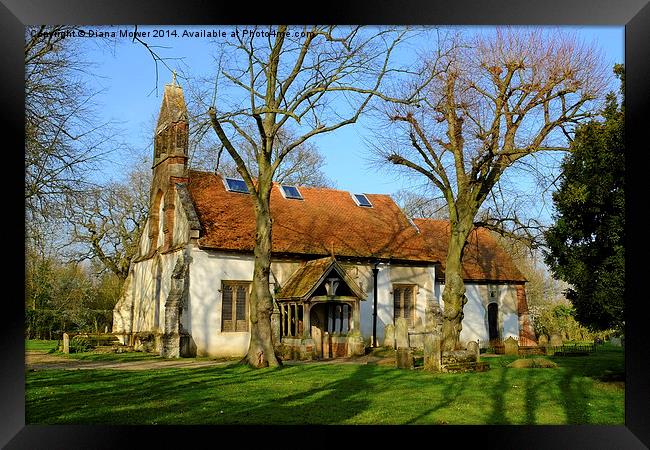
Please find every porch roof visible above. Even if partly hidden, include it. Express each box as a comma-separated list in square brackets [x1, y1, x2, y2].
[276, 256, 366, 301]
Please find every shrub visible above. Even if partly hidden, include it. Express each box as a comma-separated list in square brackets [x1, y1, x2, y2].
[69, 335, 93, 353]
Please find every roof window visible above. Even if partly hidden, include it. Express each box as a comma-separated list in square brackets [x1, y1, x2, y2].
[223, 177, 249, 193]
[352, 193, 372, 207]
[280, 184, 303, 200]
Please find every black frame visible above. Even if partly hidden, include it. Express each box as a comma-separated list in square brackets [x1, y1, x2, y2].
[4, 0, 649, 448]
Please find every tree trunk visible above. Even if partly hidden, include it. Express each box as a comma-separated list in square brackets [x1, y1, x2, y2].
[245, 198, 282, 368]
[441, 221, 472, 351]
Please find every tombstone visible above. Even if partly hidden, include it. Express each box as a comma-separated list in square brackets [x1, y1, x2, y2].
[395, 317, 410, 349]
[549, 333, 563, 347]
[610, 336, 621, 347]
[504, 336, 519, 355]
[425, 301, 443, 333]
[383, 324, 396, 348]
[467, 340, 480, 362]
[396, 347, 414, 369]
[271, 305, 282, 347]
[423, 333, 441, 372]
[62, 333, 70, 354]
[538, 334, 549, 347]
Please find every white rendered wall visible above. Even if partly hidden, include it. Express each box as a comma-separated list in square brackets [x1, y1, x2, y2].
[437, 283, 520, 348]
[359, 264, 436, 344]
[187, 249, 255, 357]
[126, 251, 181, 333]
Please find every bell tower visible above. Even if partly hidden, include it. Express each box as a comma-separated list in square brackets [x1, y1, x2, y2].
[148, 74, 189, 254]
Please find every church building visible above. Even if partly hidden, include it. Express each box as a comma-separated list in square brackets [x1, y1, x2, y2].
[112, 80, 537, 359]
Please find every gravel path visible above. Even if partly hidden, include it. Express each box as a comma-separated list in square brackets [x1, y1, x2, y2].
[25, 351, 393, 371]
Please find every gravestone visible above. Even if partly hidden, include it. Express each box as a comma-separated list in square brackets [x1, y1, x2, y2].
[422, 301, 444, 372]
[410, 317, 424, 349]
[396, 347, 414, 369]
[467, 340, 480, 361]
[538, 334, 549, 347]
[423, 333, 441, 372]
[62, 333, 70, 354]
[504, 336, 519, 355]
[395, 317, 410, 349]
[549, 333, 563, 347]
[383, 324, 395, 348]
[610, 336, 621, 347]
[271, 304, 281, 347]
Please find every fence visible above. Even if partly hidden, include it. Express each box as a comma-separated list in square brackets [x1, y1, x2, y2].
[483, 337, 596, 356]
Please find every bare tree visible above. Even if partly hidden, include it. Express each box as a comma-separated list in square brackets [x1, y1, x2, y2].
[205, 25, 414, 367]
[374, 27, 607, 350]
[393, 188, 449, 219]
[24, 26, 115, 220]
[188, 117, 335, 187]
[63, 160, 151, 281]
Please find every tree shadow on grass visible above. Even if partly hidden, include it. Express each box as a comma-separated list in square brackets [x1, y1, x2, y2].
[487, 367, 511, 424]
[27, 364, 378, 425]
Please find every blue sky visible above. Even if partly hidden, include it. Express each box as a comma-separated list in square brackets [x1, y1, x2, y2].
[77, 25, 624, 221]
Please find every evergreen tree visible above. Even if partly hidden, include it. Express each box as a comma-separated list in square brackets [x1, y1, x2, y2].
[544, 65, 625, 331]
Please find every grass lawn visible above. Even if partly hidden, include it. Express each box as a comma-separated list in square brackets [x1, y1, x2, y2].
[25, 344, 624, 425]
[25, 340, 59, 352]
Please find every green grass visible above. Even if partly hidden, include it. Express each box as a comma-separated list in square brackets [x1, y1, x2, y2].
[26, 340, 59, 352]
[25, 345, 624, 425]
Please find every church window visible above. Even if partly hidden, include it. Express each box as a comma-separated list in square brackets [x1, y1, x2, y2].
[393, 284, 416, 327]
[221, 281, 250, 332]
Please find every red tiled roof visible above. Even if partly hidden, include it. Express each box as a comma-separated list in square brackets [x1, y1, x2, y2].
[186, 171, 430, 261]
[413, 218, 526, 282]
[185, 170, 525, 282]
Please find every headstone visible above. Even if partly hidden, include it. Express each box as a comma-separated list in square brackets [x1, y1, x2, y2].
[538, 334, 549, 346]
[549, 333, 563, 347]
[395, 317, 410, 349]
[346, 333, 365, 357]
[383, 324, 396, 348]
[62, 333, 70, 354]
[425, 301, 443, 333]
[610, 337, 621, 347]
[504, 336, 519, 355]
[396, 347, 414, 369]
[423, 332, 441, 372]
[411, 317, 424, 349]
[271, 305, 281, 347]
[467, 340, 480, 361]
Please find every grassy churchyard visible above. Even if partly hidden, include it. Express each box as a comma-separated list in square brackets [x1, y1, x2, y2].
[25, 340, 624, 425]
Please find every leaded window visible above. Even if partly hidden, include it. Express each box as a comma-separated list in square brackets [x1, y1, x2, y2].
[222, 281, 250, 332]
[393, 284, 416, 327]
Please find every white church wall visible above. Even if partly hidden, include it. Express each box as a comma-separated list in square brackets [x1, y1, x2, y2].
[187, 248, 255, 357]
[359, 264, 436, 344]
[448, 283, 519, 348]
[129, 251, 179, 333]
[138, 219, 150, 257]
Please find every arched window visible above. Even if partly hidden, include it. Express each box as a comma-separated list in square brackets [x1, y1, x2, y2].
[154, 260, 162, 330]
[150, 190, 164, 252]
[157, 198, 165, 248]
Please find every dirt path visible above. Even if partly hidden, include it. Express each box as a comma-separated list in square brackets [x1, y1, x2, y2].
[25, 350, 393, 371]
[25, 351, 235, 371]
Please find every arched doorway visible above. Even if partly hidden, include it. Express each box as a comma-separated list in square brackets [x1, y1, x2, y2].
[487, 302, 499, 341]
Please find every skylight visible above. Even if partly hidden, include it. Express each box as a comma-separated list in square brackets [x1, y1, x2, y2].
[352, 193, 372, 207]
[223, 177, 249, 193]
[280, 184, 303, 200]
